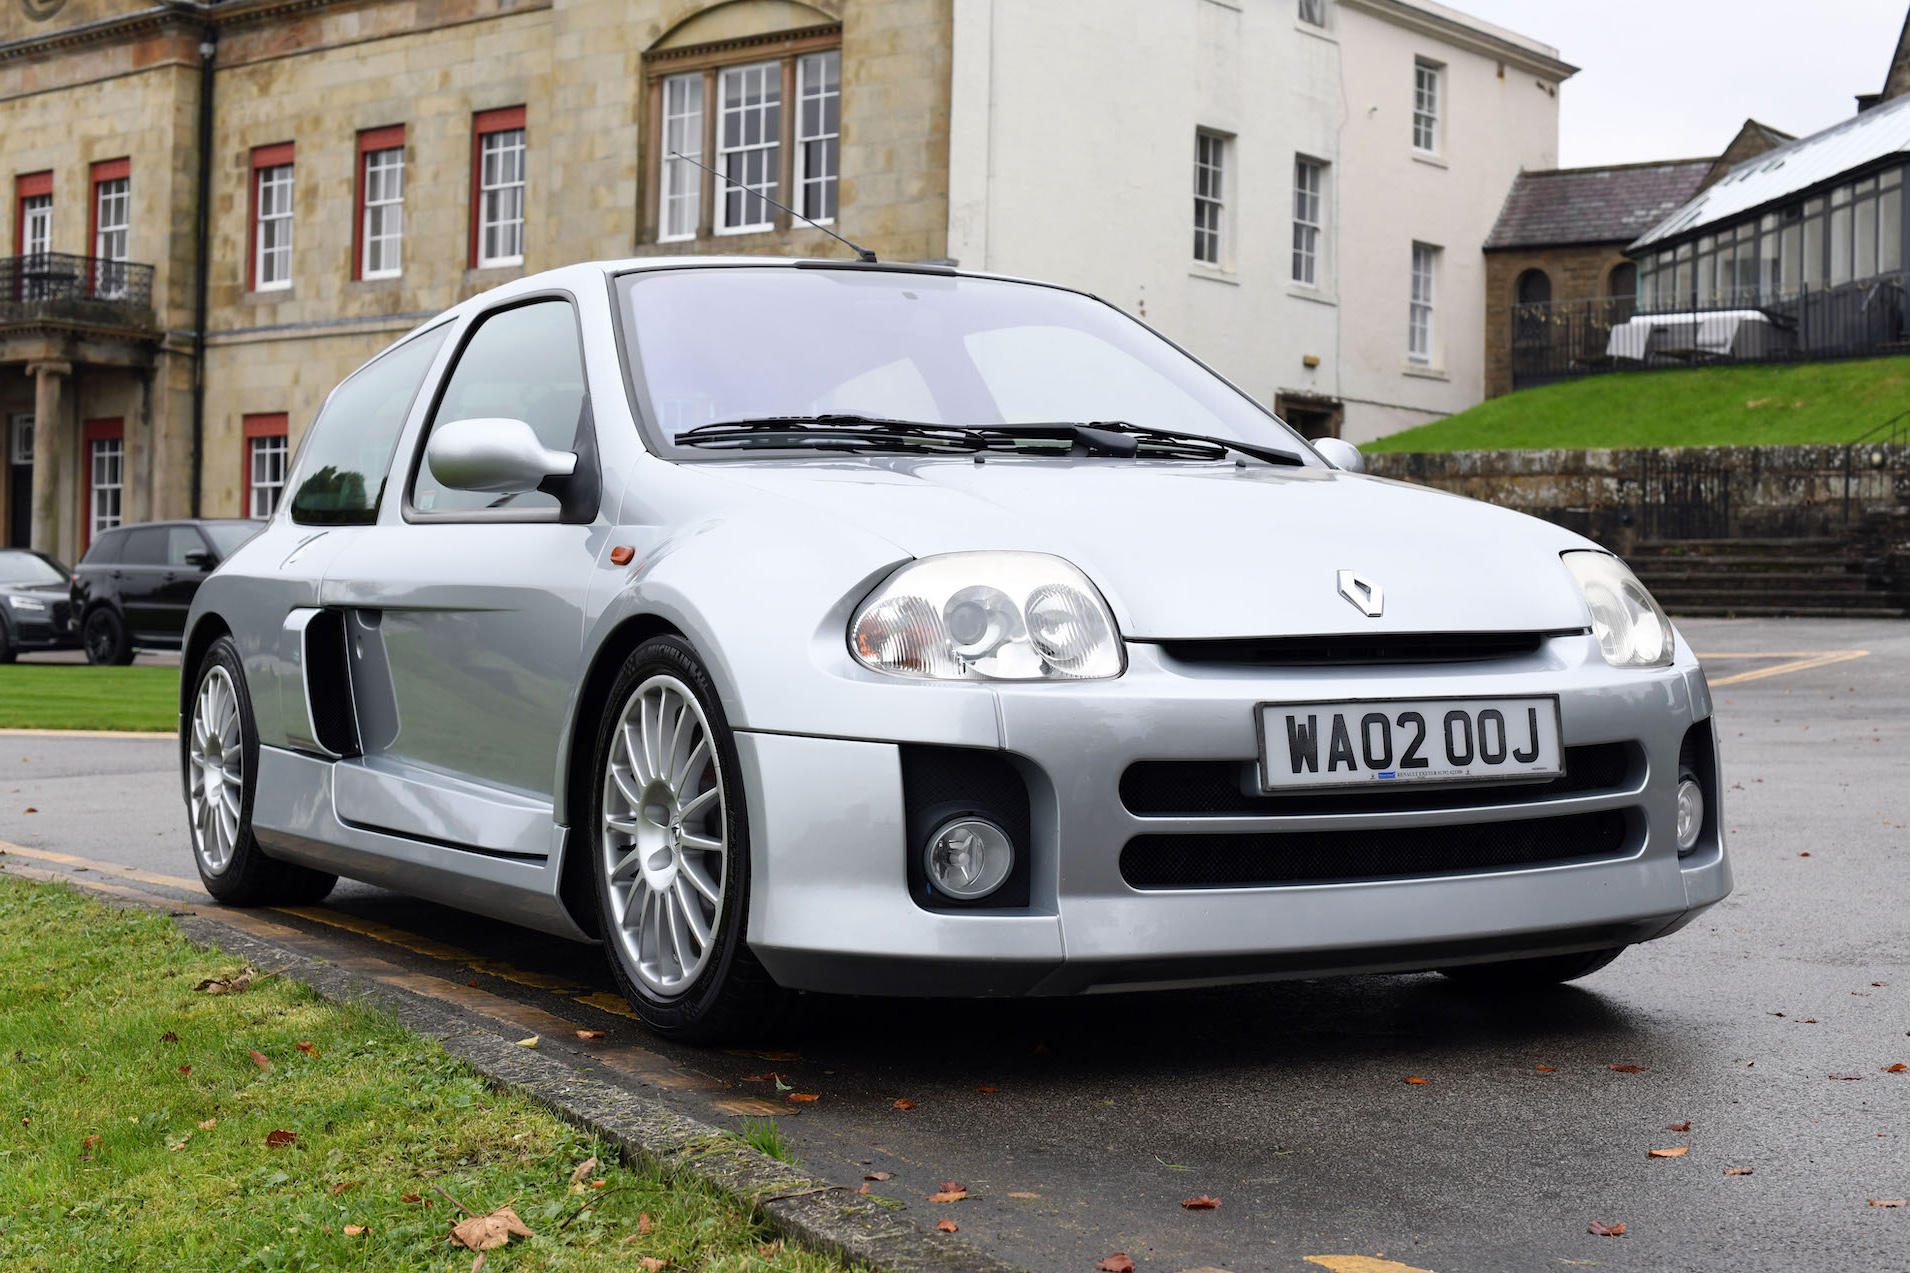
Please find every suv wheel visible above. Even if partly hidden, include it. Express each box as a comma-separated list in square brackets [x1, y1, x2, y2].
[83, 607, 133, 666]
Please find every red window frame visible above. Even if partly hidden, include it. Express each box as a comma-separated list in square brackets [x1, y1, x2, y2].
[241, 413, 289, 517]
[469, 106, 526, 269]
[80, 417, 124, 553]
[352, 125, 405, 281]
[246, 142, 295, 293]
[14, 170, 52, 256]
[87, 158, 130, 298]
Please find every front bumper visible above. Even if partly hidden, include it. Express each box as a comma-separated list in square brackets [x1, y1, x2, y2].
[736, 632, 1730, 997]
[3, 612, 80, 652]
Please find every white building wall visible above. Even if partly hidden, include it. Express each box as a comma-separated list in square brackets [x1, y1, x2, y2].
[947, 0, 1568, 444]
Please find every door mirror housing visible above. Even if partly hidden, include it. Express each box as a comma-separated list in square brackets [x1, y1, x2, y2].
[182, 550, 215, 570]
[1313, 437, 1365, 474]
[425, 417, 578, 494]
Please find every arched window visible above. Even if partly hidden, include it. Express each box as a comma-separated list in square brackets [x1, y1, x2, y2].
[1513, 268, 1550, 344]
[1608, 261, 1637, 301]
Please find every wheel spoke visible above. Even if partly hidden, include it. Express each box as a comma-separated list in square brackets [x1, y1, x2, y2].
[664, 702, 692, 792]
[674, 740, 710, 793]
[673, 877, 710, 950]
[677, 784, 718, 822]
[662, 889, 688, 977]
[679, 832, 722, 854]
[621, 721, 649, 785]
[608, 846, 645, 882]
[679, 856, 720, 903]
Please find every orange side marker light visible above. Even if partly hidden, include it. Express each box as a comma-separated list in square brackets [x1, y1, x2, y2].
[609, 546, 635, 566]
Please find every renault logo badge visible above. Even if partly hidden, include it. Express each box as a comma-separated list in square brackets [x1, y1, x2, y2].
[1337, 570, 1383, 618]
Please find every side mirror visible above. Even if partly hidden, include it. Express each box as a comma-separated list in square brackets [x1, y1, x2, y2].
[1313, 437, 1365, 474]
[183, 550, 215, 570]
[426, 417, 577, 494]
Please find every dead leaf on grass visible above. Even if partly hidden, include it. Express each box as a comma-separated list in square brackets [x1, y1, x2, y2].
[332, 1180, 363, 1197]
[178, 1065, 192, 1076]
[264, 1129, 297, 1148]
[248, 1049, 271, 1072]
[450, 1204, 535, 1252]
[296, 1041, 319, 1057]
[401, 1193, 423, 1204]
[936, 1219, 959, 1233]
[568, 1156, 599, 1188]
[1666, 1121, 1691, 1132]
[1647, 1147, 1688, 1158]
[81, 1134, 100, 1150]
[1181, 1195, 1221, 1209]
[1724, 1168, 1754, 1176]
[638, 1212, 653, 1235]
[1588, 1220, 1627, 1236]
[197, 1119, 216, 1130]
[892, 1098, 916, 1109]
[160, 1031, 178, 1044]
[756, 1240, 781, 1256]
[343, 1225, 366, 1236]
[1096, 1255, 1136, 1272]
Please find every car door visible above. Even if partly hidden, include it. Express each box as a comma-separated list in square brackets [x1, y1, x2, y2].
[320, 295, 603, 858]
[151, 525, 214, 642]
[115, 525, 171, 638]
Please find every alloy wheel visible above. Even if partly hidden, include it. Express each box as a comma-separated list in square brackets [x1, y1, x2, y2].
[600, 673, 728, 998]
[84, 612, 116, 663]
[188, 665, 244, 874]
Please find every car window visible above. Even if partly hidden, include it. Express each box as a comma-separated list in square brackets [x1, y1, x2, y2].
[0, 551, 65, 586]
[81, 531, 124, 566]
[411, 299, 586, 516]
[289, 323, 452, 525]
[200, 523, 261, 557]
[166, 527, 207, 566]
[121, 527, 167, 565]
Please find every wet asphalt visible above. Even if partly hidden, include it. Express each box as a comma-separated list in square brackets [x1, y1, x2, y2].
[1, 617, 1906, 1273]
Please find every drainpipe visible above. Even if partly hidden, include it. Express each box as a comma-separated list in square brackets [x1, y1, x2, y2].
[189, 25, 216, 519]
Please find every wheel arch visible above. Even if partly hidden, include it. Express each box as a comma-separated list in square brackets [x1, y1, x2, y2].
[178, 613, 233, 799]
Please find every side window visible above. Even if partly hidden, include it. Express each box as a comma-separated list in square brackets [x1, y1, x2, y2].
[289, 323, 452, 525]
[410, 299, 587, 515]
[121, 527, 167, 565]
[83, 531, 124, 566]
[166, 528, 206, 566]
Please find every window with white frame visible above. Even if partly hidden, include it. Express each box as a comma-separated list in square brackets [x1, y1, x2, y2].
[718, 61, 782, 233]
[1194, 131, 1226, 267]
[21, 194, 51, 258]
[249, 433, 289, 518]
[1293, 158, 1324, 285]
[90, 437, 123, 539]
[1412, 60, 1442, 154]
[8, 415, 31, 467]
[93, 177, 130, 298]
[477, 128, 526, 266]
[1408, 242, 1438, 365]
[1298, 0, 1328, 26]
[362, 147, 404, 278]
[255, 163, 294, 290]
[795, 50, 840, 223]
[659, 73, 704, 241]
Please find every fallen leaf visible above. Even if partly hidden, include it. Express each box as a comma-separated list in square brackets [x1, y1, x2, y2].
[569, 1156, 599, 1187]
[249, 1049, 271, 1071]
[21, 808, 33, 814]
[465, 979, 479, 988]
[343, 1225, 366, 1236]
[864, 1171, 893, 1181]
[178, 1065, 192, 1076]
[928, 1188, 968, 1203]
[638, 1212, 652, 1235]
[1647, 1147, 1688, 1158]
[1608, 1064, 1647, 1073]
[1829, 1073, 1865, 1081]
[197, 1119, 216, 1130]
[1869, 1199, 1908, 1208]
[1666, 1121, 1691, 1132]
[1096, 1255, 1137, 1272]
[331, 1180, 362, 1196]
[975, 1086, 1000, 1094]
[1007, 1192, 1040, 1199]
[1724, 1167, 1754, 1176]
[81, 1134, 100, 1150]
[756, 1240, 781, 1256]
[939, 1181, 962, 1192]
[637, 1259, 667, 1272]
[264, 1129, 297, 1148]
[1403, 1076, 1428, 1085]
[421, 1168, 443, 1177]
[1799, 851, 1811, 857]
[472, 1255, 486, 1273]
[856, 1182, 871, 1194]
[787, 1093, 819, 1102]
[1803, 1018, 1819, 1024]
[401, 1193, 422, 1203]
[590, 1180, 607, 1189]
[450, 1204, 535, 1252]
[892, 1099, 916, 1109]
[514, 1036, 539, 1049]
[1534, 1064, 1556, 1072]
[936, 1219, 959, 1233]
[1885, 1064, 1907, 1073]
[1181, 1195, 1222, 1209]
[575, 1030, 606, 1041]
[1875, 981, 1889, 988]
[296, 1041, 319, 1057]
[160, 1031, 178, 1044]
[1588, 1220, 1627, 1237]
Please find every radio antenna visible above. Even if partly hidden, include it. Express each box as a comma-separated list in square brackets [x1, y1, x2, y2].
[668, 149, 878, 263]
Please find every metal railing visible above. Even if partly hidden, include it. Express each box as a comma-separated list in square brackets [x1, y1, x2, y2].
[0, 252, 155, 323]
[1509, 273, 1910, 390]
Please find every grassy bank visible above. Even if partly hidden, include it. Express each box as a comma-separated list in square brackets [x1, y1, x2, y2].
[0, 877, 842, 1272]
[1366, 356, 1910, 452]
[0, 665, 177, 732]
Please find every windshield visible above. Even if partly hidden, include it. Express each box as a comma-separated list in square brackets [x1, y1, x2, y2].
[201, 523, 263, 556]
[0, 551, 65, 586]
[618, 267, 1308, 456]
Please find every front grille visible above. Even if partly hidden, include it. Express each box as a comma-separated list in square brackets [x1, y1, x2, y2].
[1120, 808, 1633, 889]
[49, 600, 71, 629]
[1155, 631, 1561, 666]
[1121, 743, 1636, 817]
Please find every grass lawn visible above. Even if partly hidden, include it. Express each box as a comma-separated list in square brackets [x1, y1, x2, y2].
[0, 665, 178, 732]
[1364, 356, 1910, 452]
[0, 876, 844, 1272]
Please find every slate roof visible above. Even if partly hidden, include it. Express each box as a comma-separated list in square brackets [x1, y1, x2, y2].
[1484, 160, 1715, 250]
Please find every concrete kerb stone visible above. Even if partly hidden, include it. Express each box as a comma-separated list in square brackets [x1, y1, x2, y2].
[64, 898, 1029, 1273]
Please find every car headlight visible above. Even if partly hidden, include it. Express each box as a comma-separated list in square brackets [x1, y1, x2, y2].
[5, 595, 46, 613]
[850, 552, 1125, 681]
[1562, 551, 1673, 668]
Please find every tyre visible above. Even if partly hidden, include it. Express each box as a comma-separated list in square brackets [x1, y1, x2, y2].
[1438, 947, 1624, 989]
[0, 620, 14, 664]
[83, 606, 133, 666]
[184, 635, 336, 905]
[590, 636, 781, 1042]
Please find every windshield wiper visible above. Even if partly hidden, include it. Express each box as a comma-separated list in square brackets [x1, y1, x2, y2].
[992, 421, 1306, 467]
[675, 415, 993, 454]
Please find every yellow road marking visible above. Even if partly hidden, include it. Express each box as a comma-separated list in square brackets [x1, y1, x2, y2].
[1708, 649, 1870, 686]
[575, 990, 644, 1020]
[1305, 1258, 1442, 1273]
[0, 842, 209, 895]
[275, 906, 593, 996]
[0, 727, 172, 738]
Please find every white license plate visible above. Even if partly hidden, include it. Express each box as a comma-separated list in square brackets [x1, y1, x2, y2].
[1257, 696, 1563, 792]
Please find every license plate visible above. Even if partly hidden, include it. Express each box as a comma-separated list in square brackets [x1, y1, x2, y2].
[1257, 696, 1563, 792]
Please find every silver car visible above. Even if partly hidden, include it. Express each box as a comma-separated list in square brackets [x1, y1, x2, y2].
[181, 258, 1730, 1040]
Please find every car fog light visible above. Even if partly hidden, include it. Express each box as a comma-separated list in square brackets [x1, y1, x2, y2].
[1675, 778, 1704, 854]
[924, 817, 1014, 900]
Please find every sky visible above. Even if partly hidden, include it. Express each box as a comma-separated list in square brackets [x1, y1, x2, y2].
[1448, 1, 1908, 168]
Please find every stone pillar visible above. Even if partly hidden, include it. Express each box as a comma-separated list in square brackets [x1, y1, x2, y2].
[25, 361, 69, 559]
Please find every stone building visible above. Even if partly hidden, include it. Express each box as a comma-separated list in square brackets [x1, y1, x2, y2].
[4, 0, 1566, 563]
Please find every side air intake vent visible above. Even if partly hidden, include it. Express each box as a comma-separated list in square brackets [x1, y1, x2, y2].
[302, 609, 361, 758]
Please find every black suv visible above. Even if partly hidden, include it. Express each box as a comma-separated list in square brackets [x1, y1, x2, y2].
[71, 520, 262, 665]
[0, 548, 79, 662]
